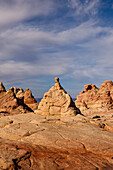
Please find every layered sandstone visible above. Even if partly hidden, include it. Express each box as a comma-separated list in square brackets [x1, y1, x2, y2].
[10, 87, 37, 105]
[23, 88, 37, 104]
[35, 77, 80, 116]
[0, 88, 18, 113]
[0, 112, 113, 169]
[0, 84, 38, 116]
[75, 80, 113, 114]
[12, 87, 38, 111]
[0, 80, 113, 169]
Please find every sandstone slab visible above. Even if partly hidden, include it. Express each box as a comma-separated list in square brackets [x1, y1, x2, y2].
[1, 138, 113, 170]
[0, 113, 113, 169]
[0, 112, 113, 169]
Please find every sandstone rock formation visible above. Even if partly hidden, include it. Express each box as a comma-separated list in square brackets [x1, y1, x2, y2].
[0, 112, 113, 169]
[0, 88, 18, 113]
[1, 80, 113, 169]
[0, 83, 38, 116]
[75, 80, 113, 114]
[10, 87, 37, 105]
[11, 87, 38, 111]
[0, 82, 6, 93]
[35, 77, 80, 116]
[24, 88, 37, 104]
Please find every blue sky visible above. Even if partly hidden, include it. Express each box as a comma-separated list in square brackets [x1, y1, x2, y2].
[0, 0, 113, 98]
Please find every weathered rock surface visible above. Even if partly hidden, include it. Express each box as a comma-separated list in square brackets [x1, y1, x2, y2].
[0, 88, 18, 113]
[0, 112, 113, 169]
[0, 84, 38, 116]
[1, 79, 113, 169]
[75, 80, 113, 114]
[1, 139, 113, 170]
[12, 87, 38, 111]
[35, 77, 80, 116]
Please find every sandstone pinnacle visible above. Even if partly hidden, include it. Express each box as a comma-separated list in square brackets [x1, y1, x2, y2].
[35, 77, 80, 116]
[0, 82, 6, 93]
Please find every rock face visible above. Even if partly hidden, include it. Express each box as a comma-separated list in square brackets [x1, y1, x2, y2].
[75, 80, 113, 114]
[0, 84, 38, 116]
[35, 77, 80, 116]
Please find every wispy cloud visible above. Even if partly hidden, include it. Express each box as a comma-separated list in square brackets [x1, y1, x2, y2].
[68, 0, 100, 17]
[0, 0, 113, 97]
[0, 0, 55, 28]
[0, 20, 113, 84]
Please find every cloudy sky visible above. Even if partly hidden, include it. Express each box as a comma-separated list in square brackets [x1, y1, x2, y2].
[0, 0, 113, 98]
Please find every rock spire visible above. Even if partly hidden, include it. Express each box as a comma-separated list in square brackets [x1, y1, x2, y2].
[35, 77, 80, 116]
[0, 82, 6, 93]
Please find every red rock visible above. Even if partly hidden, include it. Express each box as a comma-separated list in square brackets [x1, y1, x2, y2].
[0, 86, 36, 116]
[24, 88, 37, 104]
[0, 88, 18, 111]
[0, 139, 113, 169]
[75, 80, 113, 114]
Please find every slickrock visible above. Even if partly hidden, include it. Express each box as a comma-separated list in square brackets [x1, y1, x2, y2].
[1, 139, 113, 170]
[0, 113, 113, 169]
[35, 77, 80, 116]
[75, 80, 113, 115]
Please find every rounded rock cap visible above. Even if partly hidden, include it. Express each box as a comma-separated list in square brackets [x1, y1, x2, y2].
[55, 77, 59, 83]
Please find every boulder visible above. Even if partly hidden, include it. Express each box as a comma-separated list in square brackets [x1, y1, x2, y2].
[75, 80, 113, 115]
[35, 77, 80, 116]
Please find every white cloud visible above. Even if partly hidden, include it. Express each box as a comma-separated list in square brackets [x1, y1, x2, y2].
[0, 0, 113, 98]
[0, 20, 113, 83]
[0, 0, 55, 27]
[0, 9, 113, 97]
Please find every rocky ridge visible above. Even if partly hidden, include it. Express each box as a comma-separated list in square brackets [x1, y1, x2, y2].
[0, 84, 38, 116]
[75, 80, 113, 115]
[1, 79, 113, 169]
